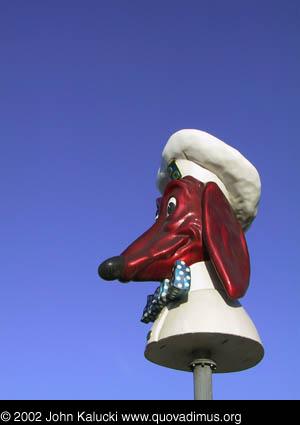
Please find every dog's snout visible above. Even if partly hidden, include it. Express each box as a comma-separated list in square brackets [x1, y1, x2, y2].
[98, 256, 125, 281]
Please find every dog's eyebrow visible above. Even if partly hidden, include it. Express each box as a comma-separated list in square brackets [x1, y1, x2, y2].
[164, 179, 186, 194]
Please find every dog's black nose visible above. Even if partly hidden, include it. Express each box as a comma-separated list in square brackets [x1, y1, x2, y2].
[98, 256, 125, 281]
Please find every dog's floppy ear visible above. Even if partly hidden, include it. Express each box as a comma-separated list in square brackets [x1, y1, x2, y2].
[202, 182, 250, 299]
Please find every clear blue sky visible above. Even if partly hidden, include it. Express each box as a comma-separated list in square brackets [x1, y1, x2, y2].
[1, 0, 299, 400]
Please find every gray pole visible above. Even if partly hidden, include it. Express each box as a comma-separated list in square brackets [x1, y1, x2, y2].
[190, 359, 217, 400]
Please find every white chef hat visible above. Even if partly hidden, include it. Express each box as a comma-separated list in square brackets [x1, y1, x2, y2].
[156, 129, 261, 231]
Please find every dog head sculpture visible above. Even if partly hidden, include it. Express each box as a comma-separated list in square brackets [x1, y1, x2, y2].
[98, 129, 260, 300]
[99, 175, 250, 299]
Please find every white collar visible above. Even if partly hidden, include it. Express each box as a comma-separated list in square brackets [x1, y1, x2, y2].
[190, 261, 223, 292]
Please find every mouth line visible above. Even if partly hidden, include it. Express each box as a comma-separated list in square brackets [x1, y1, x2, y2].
[124, 236, 190, 281]
[164, 236, 190, 259]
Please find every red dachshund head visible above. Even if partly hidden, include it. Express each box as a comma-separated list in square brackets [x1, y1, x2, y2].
[98, 176, 250, 299]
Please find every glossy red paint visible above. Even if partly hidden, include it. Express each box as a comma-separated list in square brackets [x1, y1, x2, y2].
[120, 177, 208, 282]
[202, 182, 250, 299]
[119, 176, 250, 299]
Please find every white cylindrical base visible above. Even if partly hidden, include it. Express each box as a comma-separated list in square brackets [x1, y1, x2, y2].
[144, 288, 264, 373]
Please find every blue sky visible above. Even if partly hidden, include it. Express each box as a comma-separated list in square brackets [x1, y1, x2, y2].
[0, 0, 299, 400]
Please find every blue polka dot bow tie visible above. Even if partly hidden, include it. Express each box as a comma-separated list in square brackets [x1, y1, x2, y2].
[141, 260, 191, 323]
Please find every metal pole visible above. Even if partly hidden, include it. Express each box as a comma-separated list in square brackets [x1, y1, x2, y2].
[190, 359, 217, 400]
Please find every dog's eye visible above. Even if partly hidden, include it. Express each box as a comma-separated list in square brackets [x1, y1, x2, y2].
[155, 198, 161, 221]
[167, 197, 177, 216]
